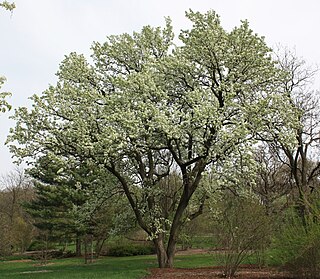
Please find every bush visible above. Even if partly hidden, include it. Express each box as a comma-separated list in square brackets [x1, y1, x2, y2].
[271, 209, 320, 278]
[27, 240, 55, 251]
[107, 242, 155, 257]
[211, 195, 272, 278]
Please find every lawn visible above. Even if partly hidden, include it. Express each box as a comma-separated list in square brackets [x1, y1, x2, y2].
[0, 253, 215, 279]
[0, 255, 158, 279]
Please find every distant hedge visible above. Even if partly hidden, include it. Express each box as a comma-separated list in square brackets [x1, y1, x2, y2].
[107, 242, 155, 257]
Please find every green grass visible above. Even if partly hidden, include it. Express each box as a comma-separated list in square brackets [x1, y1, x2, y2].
[0, 254, 34, 262]
[0, 253, 215, 279]
[174, 253, 214, 268]
[0, 252, 268, 278]
[0, 255, 158, 279]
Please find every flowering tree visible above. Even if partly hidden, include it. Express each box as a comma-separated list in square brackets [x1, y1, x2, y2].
[0, 77, 11, 113]
[8, 10, 298, 267]
[0, 2, 14, 113]
[0, 1, 15, 11]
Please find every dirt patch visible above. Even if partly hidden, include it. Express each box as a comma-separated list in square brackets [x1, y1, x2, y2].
[145, 266, 293, 279]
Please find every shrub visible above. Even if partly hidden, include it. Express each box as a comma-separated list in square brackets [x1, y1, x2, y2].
[211, 194, 272, 278]
[107, 243, 155, 257]
[27, 240, 55, 251]
[271, 209, 320, 279]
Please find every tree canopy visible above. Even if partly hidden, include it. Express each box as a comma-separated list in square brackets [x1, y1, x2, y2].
[7, 10, 299, 267]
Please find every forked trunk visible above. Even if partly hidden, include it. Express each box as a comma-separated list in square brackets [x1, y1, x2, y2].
[153, 177, 203, 268]
[165, 245, 175, 268]
[153, 235, 168, 268]
[153, 231, 178, 268]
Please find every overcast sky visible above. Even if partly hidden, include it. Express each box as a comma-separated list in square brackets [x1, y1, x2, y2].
[1, 0, 320, 178]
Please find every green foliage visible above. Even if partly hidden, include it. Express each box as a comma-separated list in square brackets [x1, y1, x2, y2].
[27, 240, 55, 252]
[0, 171, 35, 256]
[104, 236, 155, 257]
[24, 180, 79, 238]
[23, 154, 120, 254]
[0, 229, 11, 256]
[107, 242, 155, 257]
[271, 209, 320, 278]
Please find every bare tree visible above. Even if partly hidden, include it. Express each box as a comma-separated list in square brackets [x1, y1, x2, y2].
[0, 168, 34, 254]
[270, 47, 320, 220]
[254, 144, 292, 214]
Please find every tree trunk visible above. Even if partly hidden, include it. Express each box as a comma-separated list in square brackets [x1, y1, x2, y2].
[165, 181, 196, 267]
[90, 235, 94, 263]
[41, 233, 48, 265]
[84, 235, 88, 264]
[45, 234, 48, 265]
[153, 235, 168, 268]
[152, 232, 177, 268]
[95, 238, 106, 258]
[166, 244, 175, 268]
[76, 236, 82, 257]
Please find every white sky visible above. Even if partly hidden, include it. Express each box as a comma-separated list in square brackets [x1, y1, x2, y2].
[0, 0, 320, 177]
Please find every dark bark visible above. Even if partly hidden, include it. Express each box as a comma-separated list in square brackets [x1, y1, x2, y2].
[41, 233, 48, 265]
[90, 235, 94, 263]
[153, 235, 168, 268]
[106, 164, 151, 235]
[83, 234, 94, 264]
[76, 236, 82, 257]
[84, 235, 88, 264]
[106, 155, 206, 268]
[165, 161, 206, 268]
[95, 238, 106, 258]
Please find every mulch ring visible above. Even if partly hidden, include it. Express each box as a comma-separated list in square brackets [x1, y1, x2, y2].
[145, 265, 293, 279]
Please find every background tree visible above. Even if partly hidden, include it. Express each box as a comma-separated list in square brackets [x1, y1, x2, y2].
[266, 48, 320, 222]
[253, 144, 292, 214]
[0, 168, 34, 254]
[8, 10, 298, 267]
[0, 2, 14, 114]
[24, 153, 119, 260]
